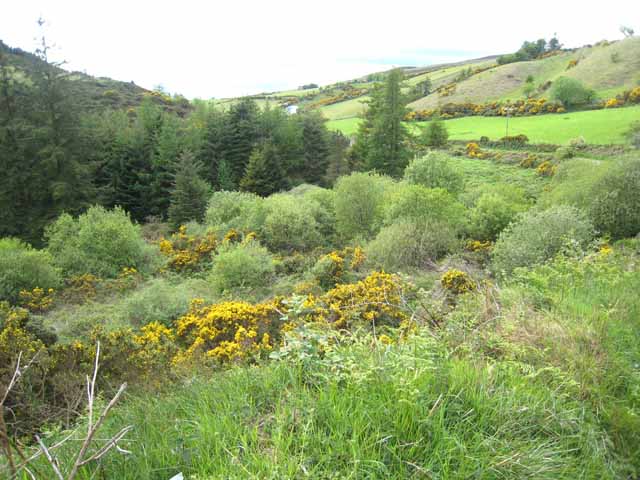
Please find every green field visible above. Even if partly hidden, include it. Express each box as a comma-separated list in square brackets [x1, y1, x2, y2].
[328, 106, 640, 144]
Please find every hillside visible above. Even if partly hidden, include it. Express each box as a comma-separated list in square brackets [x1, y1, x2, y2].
[409, 36, 640, 110]
[0, 39, 192, 116]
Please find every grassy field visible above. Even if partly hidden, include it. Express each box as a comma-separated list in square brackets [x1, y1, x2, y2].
[327, 106, 640, 144]
[319, 96, 369, 120]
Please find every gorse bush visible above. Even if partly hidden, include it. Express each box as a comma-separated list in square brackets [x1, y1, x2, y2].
[492, 206, 595, 275]
[0, 238, 61, 303]
[403, 152, 464, 194]
[45, 206, 151, 278]
[209, 239, 275, 293]
[334, 172, 394, 241]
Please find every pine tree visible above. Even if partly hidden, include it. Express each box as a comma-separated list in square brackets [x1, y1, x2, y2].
[168, 150, 212, 228]
[223, 99, 260, 184]
[324, 131, 352, 185]
[149, 115, 182, 218]
[216, 158, 235, 191]
[300, 111, 330, 184]
[364, 69, 410, 176]
[240, 142, 288, 196]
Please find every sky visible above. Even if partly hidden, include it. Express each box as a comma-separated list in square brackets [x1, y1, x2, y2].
[1, 0, 638, 99]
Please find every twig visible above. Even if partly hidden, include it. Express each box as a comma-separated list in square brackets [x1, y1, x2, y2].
[35, 435, 64, 480]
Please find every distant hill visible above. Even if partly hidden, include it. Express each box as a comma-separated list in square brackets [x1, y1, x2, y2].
[0, 39, 192, 116]
[409, 37, 640, 110]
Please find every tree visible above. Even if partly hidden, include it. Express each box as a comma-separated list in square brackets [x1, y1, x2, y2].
[620, 26, 635, 38]
[240, 142, 288, 196]
[324, 131, 352, 185]
[357, 69, 411, 177]
[550, 77, 596, 107]
[412, 77, 432, 99]
[299, 111, 330, 184]
[420, 117, 449, 147]
[168, 150, 212, 228]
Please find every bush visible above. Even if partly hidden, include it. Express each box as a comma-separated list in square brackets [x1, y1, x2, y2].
[0, 238, 61, 303]
[209, 240, 275, 293]
[550, 77, 596, 107]
[626, 121, 640, 149]
[420, 118, 449, 147]
[383, 185, 466, 227]
[367, 219, 460, 271]
[403, 152, 464, 194]
[469, 188, 529, 241]
[492, 206, 595, 275]
[334, 172, 394, 241]
[204, 191, 266, 235]
[45, 206, 151, 278]
[588, 158, 640, 239]
[261, 194, 324, 252]
[540, 159, 609, 210]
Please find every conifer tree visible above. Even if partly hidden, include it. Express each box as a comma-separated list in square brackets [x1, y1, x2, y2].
[300, 111, 330, 184]
[240, 142, 288, 196]
[324, 131, 352, 185]
[216, 159, 235, 191]
[168, 150, 212, 228]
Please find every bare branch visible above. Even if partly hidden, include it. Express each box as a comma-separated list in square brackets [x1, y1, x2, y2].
[35, 435, 64, 480]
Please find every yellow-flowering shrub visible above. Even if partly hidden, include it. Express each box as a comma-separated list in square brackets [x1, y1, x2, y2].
[303, 271, 410, 330]
[630, 87, 640, 104]
[466, 142, 487, 159]
[132, 321, 178, 380]
[174, 298, 284, 363]
[310, 246, 366, 289]
[60, 273, 100, 303]
[605, 98, 621, 108]
[441, 269, 476, 295]
[19, 287, 55, 313]
[536, 161, 557, 177]
[466, 240, 493, 253]
[159, 225, 217, 272]
[566, 59, 578, 69]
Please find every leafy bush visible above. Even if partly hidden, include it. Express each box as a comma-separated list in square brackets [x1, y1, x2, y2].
[550, 77, 596, 107]
[334, 172, 394, 241]
[469, 187, 529, 241]
[403, 152, 464, 194]
[540, 159, 609, 210]
[626, 121, 640, 149]
[492, 206, 595, 275]
[209, 240, 275, 293]
[383, 185, 466, 227]
[588, 158, 640, 239]
[367, 219, 460, 271]
[204, 191, 266, 235]
[0, 238, 61, 303]
[45, 206, 151, 278]
[261, 194, 324, 252]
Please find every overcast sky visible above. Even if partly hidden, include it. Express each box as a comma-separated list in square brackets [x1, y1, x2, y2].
[1, 1, 638, 98]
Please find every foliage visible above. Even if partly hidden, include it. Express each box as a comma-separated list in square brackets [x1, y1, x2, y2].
[441, 269, 476, 295]
[260, 194, 325, 252]
[240, 141, 289, 196]
[0, 238, 61, 303]
[492, 206, 596, 275]
[46, 206, 151, 278]
[334, 172, 393, 241]
[168, 150, 212, 228]
[588, 157, 640, 239]
[550, 77, 596, 107]
[159, 225, 217, 272]
[174, 297, 282, 363]
[309, 246, 366, 289]
[419, 117, 449, 147]
[468, 185, 529, 241]
[205, 190, 266, 235]
[403, 152, 464, 194]
[209, 239, 275, 293]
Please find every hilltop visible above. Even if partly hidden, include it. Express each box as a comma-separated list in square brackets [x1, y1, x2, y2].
[0, 39, 192, 116]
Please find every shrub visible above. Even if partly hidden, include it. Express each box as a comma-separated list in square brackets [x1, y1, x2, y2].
[492, 206, 595, 275]
[420, 118, 449, 147]
[367, 219, 460, 271]
[469, 187, 529, 241]
[309, 247, 365, 289]
[540, 158, 609, 210]
[261, 194, 324, 252]
[159, 225, 217, 272]
[588, 158, 640, 239]
[626, 121, 640, 149]
[383, 185, 466, 227]
[209, 239, 275, 293]
[0, 238, 61, 303]
[441, 269, 476, 295]
[334, 172, 394, 241]
[403, 152, 464, 194]
[46, 206, 151, 278]
[205, 191, 266, 235]
[550, 77, 596, 107]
